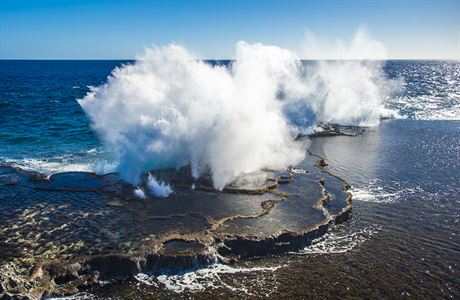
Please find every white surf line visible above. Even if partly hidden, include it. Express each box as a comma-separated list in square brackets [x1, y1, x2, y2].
[135, 263, 285, 295]
[293, 224, 382, 255]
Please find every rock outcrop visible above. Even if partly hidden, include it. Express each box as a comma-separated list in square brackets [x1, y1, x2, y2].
[0, 150, 351, 299]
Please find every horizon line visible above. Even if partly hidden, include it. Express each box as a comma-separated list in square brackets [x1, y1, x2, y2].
[1, 58, 459, 61]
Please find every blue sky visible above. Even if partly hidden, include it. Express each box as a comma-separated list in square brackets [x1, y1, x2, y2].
[1, 0, 459, 59]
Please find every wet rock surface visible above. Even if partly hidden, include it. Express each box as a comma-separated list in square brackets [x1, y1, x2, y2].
[307, 123, 367, 138]
[0, 151, 351, 299]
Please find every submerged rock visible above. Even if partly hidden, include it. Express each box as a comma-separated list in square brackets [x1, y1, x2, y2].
[0, 152, 351, 299]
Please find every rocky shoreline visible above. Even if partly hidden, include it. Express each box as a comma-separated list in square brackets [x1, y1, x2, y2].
[0, 133, 353, 299]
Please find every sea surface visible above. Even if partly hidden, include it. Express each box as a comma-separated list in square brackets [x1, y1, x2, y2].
[0, 60, 459, 298]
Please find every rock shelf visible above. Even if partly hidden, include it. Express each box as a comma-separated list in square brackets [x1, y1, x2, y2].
[0, 151, 351, 299]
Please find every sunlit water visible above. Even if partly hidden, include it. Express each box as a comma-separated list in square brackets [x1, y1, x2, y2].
[1, 60, 459, 298]
[1, 60, 458, 173]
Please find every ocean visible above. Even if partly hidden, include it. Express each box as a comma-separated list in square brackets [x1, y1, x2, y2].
[0, 60, 459, 298]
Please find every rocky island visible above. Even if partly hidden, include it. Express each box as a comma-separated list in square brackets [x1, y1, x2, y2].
[0, 130, 353, 299]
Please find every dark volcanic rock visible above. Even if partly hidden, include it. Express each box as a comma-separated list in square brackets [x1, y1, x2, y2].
[0, 151, 352, 299]
[306, 123, 367, 138]
[316, 158, 329, 167]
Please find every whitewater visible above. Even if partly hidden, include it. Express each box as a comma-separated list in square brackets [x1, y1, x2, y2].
[77, 30, 399, 190]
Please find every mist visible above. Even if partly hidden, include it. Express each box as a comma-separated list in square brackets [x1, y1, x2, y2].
[78, 28, 399, 191]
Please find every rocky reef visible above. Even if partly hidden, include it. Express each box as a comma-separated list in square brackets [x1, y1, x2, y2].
[306, 123, 367, 138]
[0, 149, 351, 299]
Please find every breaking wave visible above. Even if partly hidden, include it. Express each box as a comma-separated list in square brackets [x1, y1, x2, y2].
[134, 263, 283, 295]
[78, 29, 399, 189]
[1, 157, 94, 176]
[296, 223, 381, 254]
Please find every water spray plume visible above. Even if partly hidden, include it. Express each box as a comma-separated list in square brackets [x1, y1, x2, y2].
[78, 28, 399, 189]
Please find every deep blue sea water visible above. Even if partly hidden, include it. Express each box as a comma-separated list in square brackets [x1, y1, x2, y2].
[0, 60, 459, 298]
[0, 60, 127, 173]
[1, 60, 459, 174]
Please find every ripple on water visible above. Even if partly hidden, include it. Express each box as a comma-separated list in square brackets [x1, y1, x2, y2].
[350, 178, 425, 204]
